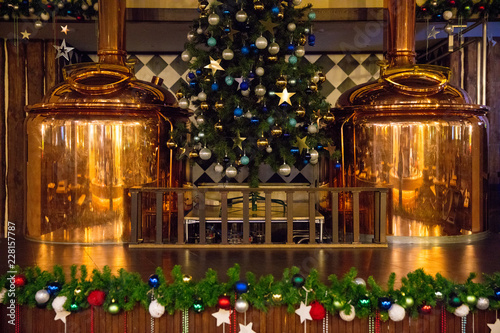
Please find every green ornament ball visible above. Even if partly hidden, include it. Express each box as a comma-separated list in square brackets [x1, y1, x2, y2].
[333, 300, 344, 310]
[404, 296, 414, 308]
[108, 303, 120, 314]
[291, 274, 305, 288]
[466, 295, 477, 306]
[193, 299, 205, 313]
[358, 297, 371, 308]
[70, 303, 80, 312]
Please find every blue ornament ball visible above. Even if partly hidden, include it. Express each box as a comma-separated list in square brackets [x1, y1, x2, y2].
[241, 46, 250, 55]
[283, 132, 290, 138]
[308, 34, 316, 46]
[291, 147, 299, 154]
[189, 80, 198, 88]
[235, 281, 249, 294]
[378, 297, 393, 311]
[234, 107, 243, 117]
[288, 55, 298, 64]
[308, 11, 316, 20]
[262, 106, 268, 113]
[494, 287, 500, 300]
[267, 116, 275, 124]
[211, 82, 219, 91]
[196, 69, 202, 76]
[225, 76, 234, 85]
[250, 43, 256, 49]
[188, 72, 196, 80]
[148, 274, 160, 288]
[289, 118, 297, 127]
[303, 159, 309, 164]
[46, 282, 62, 296]
[240, 81, 249, 91]
[271, 6, 280, 15]
[316, 145, 323, 150]
[250, 117, 260, 124]
[240, 156, 250, 165]
[287, 44, 296, 53]
[207, 37, 217, 47]
[248, 71, 255, 78]
[224, 26, 231, 33]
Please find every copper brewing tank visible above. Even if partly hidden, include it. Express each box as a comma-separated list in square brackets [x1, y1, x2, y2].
[25, 0, 186, 243]
[336, 0, 489, 237]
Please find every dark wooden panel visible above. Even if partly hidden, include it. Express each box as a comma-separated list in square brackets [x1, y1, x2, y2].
[6, 40, 26, 234]
[0, 39, 5, 234]
[26, 40, 44, 105]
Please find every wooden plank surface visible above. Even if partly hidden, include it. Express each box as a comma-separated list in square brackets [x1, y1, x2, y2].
[0, 39, 5, 236]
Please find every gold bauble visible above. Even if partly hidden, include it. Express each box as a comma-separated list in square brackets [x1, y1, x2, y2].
[183, 274, 193, 283]
[318, 72, 326, 83]
[254, 1, 264, 11]
[198, 0, 209, 11]
[309, 82, 318, 92]
[200, 101, 209, 111]
[215, 100, 224, 110]
[277, 10, 284, 19]
[323, 111, 335, 123]
[175, 90, 184, 99]
[295, 106, 306, 118]
[214, 121, 223, 131]
[267, 55, 278, 62]
[199, 10, 208, 19]
[272, 294, 282, 302]
[189, 149, 199, 159]
[271, 125, 283, 137]
[276, 76, 287, 88]
[166, 137, 178, 149]
[298, 35, 307, 46]
[257, 137, 269, 148]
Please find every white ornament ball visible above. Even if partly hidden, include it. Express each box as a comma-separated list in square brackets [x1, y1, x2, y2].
[34, 20, 43, 29]
[235, 298, 249, 313]
[58, 2, 65, 9]
[304, 27, 310, 34]
[287, 23, 296, 32]
[235, 10, 248, 22]
[197, 27, 204, 34]
[149, 300, 165, 318]
[187, 31, 196, 42]
[222, 48, 234, 60]
[35, 289, 51, 305]
[241, 89, 250, 97]
[199, 147, 212, 160]
[354, 277, 366, 286]
[255, 36, 268, 49]
[93, 2, 98, 11]
[295, 46, 305, 57]
[225, 166, 237, 178]
[178, 98, 189, 109]
[181, 50, 192, 62]
[278, 163, 291, 176]
[476, 297, 489, 310]
[454, 304, 470, 317]
[443, 10, 453, 21]
[208, 13, 220, 26]
[198, 131, 205, 138]
[255, 84, 266, 96]
[41, 12, 50, 21]
[81, 3, 89, 10]
[214, 163, 224, 173]
[307, 123, 318, 134]
[310, 149, 319, 160]
[339, 305, 356, 321]
[52, 296, 67, 313]
[388, 304, 406, 322]
[196, 115, 205, 125]
[198, 91, 207, 101]
[0, 288, 7, 303]
[255, 67, 265, 76]
[266, 146, 273, 153]
[268, 42, 280, 55]
[244, 111, 253, 119]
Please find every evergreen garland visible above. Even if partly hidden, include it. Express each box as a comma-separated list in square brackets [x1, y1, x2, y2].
[417, 0, 500, 20]
[0, 0, 98, 21]
[3, 264, 500, 319]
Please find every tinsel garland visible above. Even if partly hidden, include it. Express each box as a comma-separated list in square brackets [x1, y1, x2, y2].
[2, 264, 500, 320]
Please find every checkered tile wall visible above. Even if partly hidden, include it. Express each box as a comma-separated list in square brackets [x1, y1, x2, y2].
[88, 52, 382, 184]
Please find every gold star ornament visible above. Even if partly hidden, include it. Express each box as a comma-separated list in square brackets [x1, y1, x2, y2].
[233, 131, 246, 150]
[204, 56, 225, 75]
[61, 25, 70, 35]
[259, 19, 279, 36]
[296, 136, 309, 154]
[275, 88, 296, 106]
[21, 30, 31, 39]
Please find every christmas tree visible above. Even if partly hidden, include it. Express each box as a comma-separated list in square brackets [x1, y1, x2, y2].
[173, 0, 334, 186]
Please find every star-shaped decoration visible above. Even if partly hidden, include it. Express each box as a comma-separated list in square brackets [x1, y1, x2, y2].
[233, 131, 246, 150]
[324, 144, 337, 156]
[234, 77, 254, 90]
[226, 27, 239, 42]
[488, 35, 497, 47]
[61, 25, 70, 35]
[488, 319, 500, 333]
[204, 57, 225, 75]
[295, 302, 312, 323]
[296, 136, 309, 154]
[179, 143, 193, 159]
[427, 26, 440, 39]
[21, 30, 31, 40]
[53, 39, 74, 61]
[208, 0, 223, 9]
[54, 310, 70, 324]
[239, 322, 256, 333]
[259, 19, 279, 36]
[212, 308, 231, 327]
[275, 88, 296, 106]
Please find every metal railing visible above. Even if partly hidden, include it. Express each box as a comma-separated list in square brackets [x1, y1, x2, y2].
[129, 186, 389, 245]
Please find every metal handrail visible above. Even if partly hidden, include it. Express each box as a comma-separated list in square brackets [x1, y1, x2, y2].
[129, 186, 389, 246]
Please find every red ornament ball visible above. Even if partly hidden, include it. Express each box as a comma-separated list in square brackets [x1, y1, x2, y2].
[218, 295, 231, 310]
[14, 275, 27, 287]
[309, 301, 326, 320]
[87, 290, 106, 306]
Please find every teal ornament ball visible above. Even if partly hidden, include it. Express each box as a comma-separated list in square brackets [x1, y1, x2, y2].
[267, 116, 275, 125]
[207, 37, 217, 47]
[289, 118, 297, 127]
[225, 75, 234, 85]
[308, 11, 316, 20]
[291, 274, 305, 288]
[240, 155, 249, 165]
[288, 55, 298, 64]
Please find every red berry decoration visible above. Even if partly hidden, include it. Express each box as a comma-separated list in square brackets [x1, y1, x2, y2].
[218, 295, 231, 310]
[309, 301, 326, 320]
[419, 304, 432, 314]
[14, 275, 27, 287]
[87, 290, 106, 306]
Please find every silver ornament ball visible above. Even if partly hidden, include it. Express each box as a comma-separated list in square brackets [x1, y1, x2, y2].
[308, 123, 318, 134]
[353, 277, 366, 286]
[93, 2, 98, 10]
[181, 50, 192, 62]
[244, 111, 253, 119]
[255, 84, 266, 96]
[178, 98, 189, 109]
[279, 163, 291, 176]
[268, 42, 280, 55]
[310, 149, 319, 160]
[310, 158, 318, 165]
[288, 78, 297, 86]
[187, 31, 196, 42]
[34, 20, 43, 29]
[295, 46, 305, 57]
[41, 12, 50, 21]
[476, 297, 489, 310]
[199, 147, 212, 160]
[198, 131, 205, 138]
[241, 89, 250, 97]
[287, 23, 296, 32]
[266, 146, 273, 153]
[81, 3, 88, 10]
[208, 13, 220, 25]
[255, 67, 265, 76]
[255, 36, 268, 49]
[304, 27, 310, 34]
[235, 10, 248, 22]
[58, 2, 65, 9]
[443, 10, 453, 20]
[312, 73, 320, 83]
[198, 91, 207, 101]
[35, 289, 51, 304]
[235, 298, 249, 313]
[197, 27, 204, 34]
[225, 166, 237, 178]
[222, 48, 234, 60]
[214, 163, 224, 173]
[292, 0, 303, 5]
[196, 115, 205, 125]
